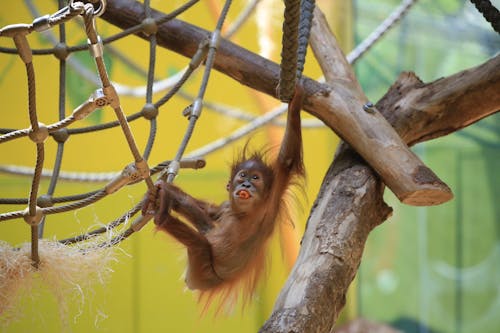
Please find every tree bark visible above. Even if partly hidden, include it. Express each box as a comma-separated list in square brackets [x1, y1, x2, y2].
[99, 1, 500, 332]
[260, 9, 499, 333]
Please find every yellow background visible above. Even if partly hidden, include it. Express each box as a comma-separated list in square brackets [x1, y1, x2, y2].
[0, 1, 341, 332]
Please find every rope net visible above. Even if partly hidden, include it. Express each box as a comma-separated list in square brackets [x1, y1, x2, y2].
[0, 0, 429, 321]
[0, 0, 326, 266]
[0, 0, 225, 263]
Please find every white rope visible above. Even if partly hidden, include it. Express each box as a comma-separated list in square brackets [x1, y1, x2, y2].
[2, 0, 419, 181]
[347, 0, 418, 64]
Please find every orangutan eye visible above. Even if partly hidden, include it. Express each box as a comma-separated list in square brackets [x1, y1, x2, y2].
[252, 174, 259, 180]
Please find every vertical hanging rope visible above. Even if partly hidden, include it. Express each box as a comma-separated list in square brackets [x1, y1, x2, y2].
[279, 0, 300, 102]
[279, 0, 315, 102]
[38, 0, 69, 239]
[296, 0, 315, 80]
[164, 0, 233, 183]
[142, 0, 158, 161]
[469, 0, 500, 33]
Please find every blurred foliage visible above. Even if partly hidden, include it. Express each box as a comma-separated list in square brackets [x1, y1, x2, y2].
[353, 1, 499, 332]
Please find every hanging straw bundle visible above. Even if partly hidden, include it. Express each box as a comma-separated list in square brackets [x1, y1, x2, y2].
[0, 238, 118, 326]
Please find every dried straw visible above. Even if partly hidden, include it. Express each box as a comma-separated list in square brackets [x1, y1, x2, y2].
[0, 238, 118, 326]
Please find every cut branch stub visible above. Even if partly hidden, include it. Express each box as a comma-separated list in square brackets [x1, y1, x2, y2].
[101, 0, 453, 206]
[307, 7, 453, 206]
[307, 83, 453, 206]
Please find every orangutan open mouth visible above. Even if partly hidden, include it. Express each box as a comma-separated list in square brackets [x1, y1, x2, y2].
[236, 189, 251, 199]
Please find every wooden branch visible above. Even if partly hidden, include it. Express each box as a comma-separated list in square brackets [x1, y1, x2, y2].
[100, 2, 500, 331]
[260, 147, 392, 332]
[102, 0, 453, 206]
[306, 7, 454, 206]
[259, 9, 500, 333]
[377, 63, 500, 146]
[101, 0, 499, 138]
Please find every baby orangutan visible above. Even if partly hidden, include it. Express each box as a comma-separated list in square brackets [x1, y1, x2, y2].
[142, 86, 305, 305]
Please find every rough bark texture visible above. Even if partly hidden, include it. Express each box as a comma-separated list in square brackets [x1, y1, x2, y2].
[100, 1, 500, 332]
[260, 148, 392, 333]
[259, 59, 499, 331]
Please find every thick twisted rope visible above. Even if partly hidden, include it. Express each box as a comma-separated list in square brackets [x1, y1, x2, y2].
[279, 0, 316, 102]
[279, 0, 301, 102]
[296, 0, 315, 80]
[469, 0, 500, 33]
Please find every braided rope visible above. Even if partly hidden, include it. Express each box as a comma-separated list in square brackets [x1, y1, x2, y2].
[43, 190, 108, 215]
[0, 0, 463, 255]
[279, 0, 315, 101]
[59, 203, 142, 245]
[469, 0, 500, 33]
[296, 0, 315, 79]
[0, 129, 30, 143]
[279, 0, 301, 102]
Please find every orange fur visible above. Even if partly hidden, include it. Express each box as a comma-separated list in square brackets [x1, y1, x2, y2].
[144, 85, 305, 313]
[198, 173, 303, 314]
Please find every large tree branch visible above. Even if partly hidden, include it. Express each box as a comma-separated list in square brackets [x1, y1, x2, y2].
[307, 7, 500, 146]
[102, 0, 455, 207]
[260, 9, 499, 333]
[378, 64, 500, 146]
[101, 1, 499, 142]
[100, 1, 500, 332]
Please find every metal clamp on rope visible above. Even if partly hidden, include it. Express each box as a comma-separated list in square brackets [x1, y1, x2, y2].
[105, 163, 141, 194]
[160, 160, 180, 180]
[88, 35, 103, 58]
[180, 158, 206, 170]
[141, 17, 157, 36]
[28, 123, 49, 143]
[73, 89, 107, 119]
[23, 206, 44, 226]
[182, 104, 193, 118]
[209, 30, 221, 50]
[190, 98, 203, 119]
[91, 88, 108, 107]
[70, 0, 106, 17]
[102, 85, 120, 108]
[32, 15, 51, 32]
[189, 40, 209, 69]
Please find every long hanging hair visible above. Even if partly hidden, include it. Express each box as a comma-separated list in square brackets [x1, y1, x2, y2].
[197, 143, 305, 315]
